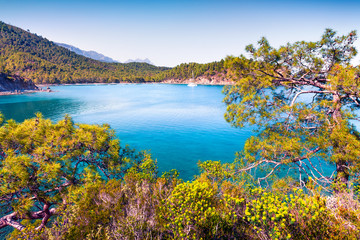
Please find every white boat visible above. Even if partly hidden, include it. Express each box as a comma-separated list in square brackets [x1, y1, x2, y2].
[187, 71, 197, 87]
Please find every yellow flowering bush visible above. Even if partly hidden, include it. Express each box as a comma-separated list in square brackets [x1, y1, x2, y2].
[7, 159, 360, 240]
[242, 187, 360, 239]
[162, 180, 220, 239]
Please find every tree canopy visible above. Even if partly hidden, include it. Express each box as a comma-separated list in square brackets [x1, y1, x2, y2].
[0, 21, 228, 84]
[152, 61, 226, 82]
[0, 114, 153, 232]
[0, 21, 169, 84]
[224, 29, 360, 191]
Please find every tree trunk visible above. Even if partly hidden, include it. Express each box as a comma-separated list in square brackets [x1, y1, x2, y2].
[0, 212, 25, 231]
[0, 207, 57, 231]
[332, 93, 349, 191]
[335, 161, 349, 191]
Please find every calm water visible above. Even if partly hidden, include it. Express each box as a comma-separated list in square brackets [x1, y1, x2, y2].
[0, 84, 251, 180]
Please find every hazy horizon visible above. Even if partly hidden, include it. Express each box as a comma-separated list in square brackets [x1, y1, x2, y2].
[1, 0, 360, 67]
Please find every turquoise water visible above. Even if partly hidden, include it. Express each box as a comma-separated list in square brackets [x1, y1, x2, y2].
[0, 84, 251, 180]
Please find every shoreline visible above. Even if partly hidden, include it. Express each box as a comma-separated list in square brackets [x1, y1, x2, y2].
[2, 80, 233, 96]
[0, 88, 52, 96]
[37, 80, 233, 87]
[159, 82, 232, 86]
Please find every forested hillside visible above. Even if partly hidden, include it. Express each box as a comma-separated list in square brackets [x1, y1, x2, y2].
[153, 61, 228, 83]
[55, 42, 118, 63]
[0, 21, 169, 84]
[0, 21, 228, 84]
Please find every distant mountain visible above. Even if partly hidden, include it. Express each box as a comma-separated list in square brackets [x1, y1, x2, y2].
[0, 21, 228, 85]
[55, 43, 118, 63]
[0, 21, 169, 84]
[125, 58, 153, 65]
[56, 43, 154, 66]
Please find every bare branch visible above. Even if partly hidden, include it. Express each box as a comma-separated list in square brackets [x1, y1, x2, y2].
[0, 212, 25, 231]
[290, 90, 332, 106]
[35, 204, 52, 231]
[235, 159, 278, 173]
[307, 157, 333, 184]
[349, 95, 360, 106]
[258, 163, 282, 187]
[0, 208, 58, 231]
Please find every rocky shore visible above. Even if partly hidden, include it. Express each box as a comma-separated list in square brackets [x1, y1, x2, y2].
[0, 72, 233, 95]
[161, 74, 233, 85]
[0, 73, 50, 95]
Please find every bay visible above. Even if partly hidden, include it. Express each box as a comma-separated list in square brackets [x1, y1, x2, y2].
[0, 84, 251, 180]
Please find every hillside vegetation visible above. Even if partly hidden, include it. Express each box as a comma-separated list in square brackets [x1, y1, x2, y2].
[153, 61, 226, 82]
[1, 29, 360, 239]
[0, 21, 227, 84]
[0, 21, 169, 83]
[1, 115, 360, 240]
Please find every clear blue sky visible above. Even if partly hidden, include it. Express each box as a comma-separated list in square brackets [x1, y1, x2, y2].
[1, 0, 360, 67]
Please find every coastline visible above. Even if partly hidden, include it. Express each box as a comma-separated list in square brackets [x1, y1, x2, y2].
[37, 78, 233, 87]
[3, 78, 233, 96]
[159, 81, 232, 86]
[37, 82, 232, 87]
[0, 88, 52, 96]
[161, 75, 233, 85]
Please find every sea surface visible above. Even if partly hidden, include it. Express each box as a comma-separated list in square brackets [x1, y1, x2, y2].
[0, 84, 252, 180]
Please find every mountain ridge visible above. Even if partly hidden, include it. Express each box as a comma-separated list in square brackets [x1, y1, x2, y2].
[0, 21, 228, 85]
[125, 58, 153, 65]
[55, 42, 118, 63]
[56, 42, 155, 65]
[0, 21, 169, 84]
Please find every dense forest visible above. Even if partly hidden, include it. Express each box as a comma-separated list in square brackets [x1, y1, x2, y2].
[0, 21, 169, 83]
[0, 21, 226, 84]
[152, 61, 226, 81]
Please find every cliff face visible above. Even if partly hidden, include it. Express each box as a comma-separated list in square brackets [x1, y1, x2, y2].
[0, 73, 39, 93]
[162, 73, 233, 85]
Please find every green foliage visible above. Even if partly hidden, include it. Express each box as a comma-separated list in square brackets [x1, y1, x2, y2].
[0, 114, 112, 206]
[4, 148, 360, 240]
[0, 113, 156, 235]
[26, 165, 178, 240]
[245, 188, 336, 239]
[0, 21, 229, 84]
[163, 179, 220, 239]
[224, 29, 360, 190]
[0, 21, 169, 84]
[152, 61, 226, 82]
[198, 160, 231, 183]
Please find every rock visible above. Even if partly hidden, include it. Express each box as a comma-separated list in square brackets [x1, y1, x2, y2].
[162, 73, 233, 85]
[0, 73, 39, 93]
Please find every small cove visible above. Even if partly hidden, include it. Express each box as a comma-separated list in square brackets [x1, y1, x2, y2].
[0, 84, 251, 180]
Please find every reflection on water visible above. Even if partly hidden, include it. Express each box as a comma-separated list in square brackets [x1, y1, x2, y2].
[0, 98, 83, 122]
[0, 84, 250, 180]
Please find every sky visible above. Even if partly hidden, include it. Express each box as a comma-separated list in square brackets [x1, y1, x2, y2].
[1, 0, 360, 67]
